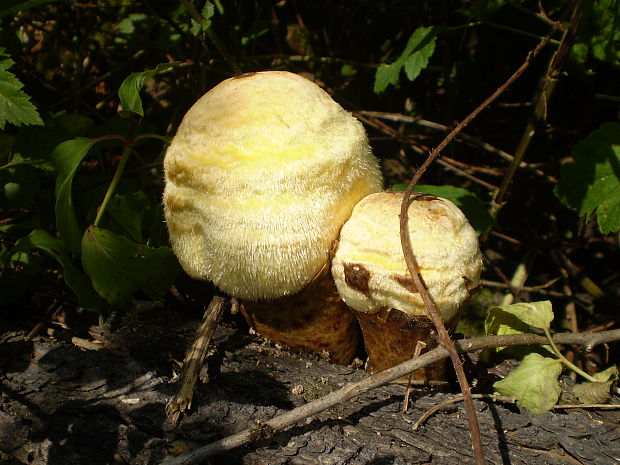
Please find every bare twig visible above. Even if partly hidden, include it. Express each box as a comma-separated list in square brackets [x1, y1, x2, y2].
[356, 113, 499, 191]
[160, 328, 620, 465]
[488, 1, 581, 222]
[165, 295, 227, 427]
[397, 16, 564, 465]
[359, 110, 556, 182]
[413, 393, 517, 430]
[414, 392, 620, 430]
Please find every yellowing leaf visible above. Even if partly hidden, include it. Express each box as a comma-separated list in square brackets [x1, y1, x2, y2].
[485, 300, 554, 334]
[494, 353, 562, 414]
[572, 381, 614, 404]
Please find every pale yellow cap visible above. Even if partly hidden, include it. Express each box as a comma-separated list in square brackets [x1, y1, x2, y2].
[164, 71, 382, 300]
[331, 191, 482, 321]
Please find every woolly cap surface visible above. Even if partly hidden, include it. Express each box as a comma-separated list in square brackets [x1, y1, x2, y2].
[331, 191, 482, 321]
[164, 71, 382, 300]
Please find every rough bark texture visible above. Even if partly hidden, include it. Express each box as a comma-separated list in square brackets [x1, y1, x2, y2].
[1, 305, 619, 465]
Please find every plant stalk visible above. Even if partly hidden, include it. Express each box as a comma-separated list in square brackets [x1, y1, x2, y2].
[544, 328, 598, 382]
[93, 138, 134, 227]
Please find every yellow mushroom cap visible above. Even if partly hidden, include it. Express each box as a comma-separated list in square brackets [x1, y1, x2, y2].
[331, 191, 482, 321]
[164, 71, 382, 300]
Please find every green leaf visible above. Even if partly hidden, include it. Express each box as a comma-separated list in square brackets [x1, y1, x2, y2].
[0, 163, 41, 209]
[106, 191, 151, 243]
[574, 0, 620, 67]
[401, 26, 437, 80]
[51, 138, 96, 255]
[0, 74, 43, 130]
[15, 229, 104, 311]
[189, 1, 215, 35]
[374, 62, 402, 93]
[494, 353, 562, 414]
[390, 184, 494, 235]
[554, 122, 620, 234]
[486, 300, 554, 334]
[373, 26, 439, 93]
[81, 226, 180, 305]
[593, 364, 619, 382]
[118, 62, 180, 117]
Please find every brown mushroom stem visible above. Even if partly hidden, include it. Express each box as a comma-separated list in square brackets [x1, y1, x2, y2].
[240, 264, 361, 365]
[355, 308, 460, 380]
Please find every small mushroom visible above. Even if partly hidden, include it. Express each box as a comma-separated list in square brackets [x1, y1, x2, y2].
[331, 191, 483, 378]
[164, 71, 382, 363]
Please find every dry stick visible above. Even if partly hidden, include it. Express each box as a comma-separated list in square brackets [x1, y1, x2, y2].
[358, 110, 553, 182]
[398, 18, 563, 465]
[165, 296, 227, 427]
[414, 392, 620, 431]
[488, 1, 582, 222]
[161, 328, 620, 465]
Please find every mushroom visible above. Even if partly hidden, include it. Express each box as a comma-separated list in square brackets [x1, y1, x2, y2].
[163, 71, 382, 364]
[331, 191, 482, 378]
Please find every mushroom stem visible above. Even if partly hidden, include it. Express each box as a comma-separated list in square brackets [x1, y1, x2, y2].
[240, 264, 361, 365]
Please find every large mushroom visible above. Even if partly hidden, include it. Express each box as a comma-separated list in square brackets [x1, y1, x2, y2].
[331, 191, 483, 378]
[163, 71, 382, 364]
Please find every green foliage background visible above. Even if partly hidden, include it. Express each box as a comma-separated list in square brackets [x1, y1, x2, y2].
[0, 0, 618, 338]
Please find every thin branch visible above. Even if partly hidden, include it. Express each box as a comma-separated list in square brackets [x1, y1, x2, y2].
[160, 328, 620, 465]
[357, 110, 554, 182]
[488, 1, 582, 221]
[165, 295, 227, 427]
[397, 16, 564, 465]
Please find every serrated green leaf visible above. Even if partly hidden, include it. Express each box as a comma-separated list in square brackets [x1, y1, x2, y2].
[402, 26, 437, 81]
[0, 76, 43, 130]
[81, 226, 180, 304]
[374, 62, 402, 93]
[486, 301, 554, 335]
[51, 138, 96, 255]
[118, 62, 180, 117]
[494, 353, 562, 414]
[554, 122, 620, 234]
[15, 229, 104, 311]
[572, 380, 614, 404]
[373, 26, 438, 93]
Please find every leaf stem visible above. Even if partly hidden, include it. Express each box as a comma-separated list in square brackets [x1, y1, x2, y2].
[544, 328, 598, 382]
[93, 138, 134, 227]
[135, 133, 171, 144]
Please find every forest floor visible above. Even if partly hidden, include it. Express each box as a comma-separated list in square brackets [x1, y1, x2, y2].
[1, 298, 619, 465]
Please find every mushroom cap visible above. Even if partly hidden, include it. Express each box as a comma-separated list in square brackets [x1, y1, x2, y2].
[164, 71, 382, 300]
[331, 191, 482, 321]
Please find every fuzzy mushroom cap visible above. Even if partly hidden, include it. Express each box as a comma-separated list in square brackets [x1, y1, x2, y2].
[164, 71, 382, 300]
[331, 191, 482, 321]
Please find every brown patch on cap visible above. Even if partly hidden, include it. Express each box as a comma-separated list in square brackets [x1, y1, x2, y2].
[392, 274, 419, 294]
[343, 263, 371, 297]
[412, 193, 439, 202]
[232, 72, 259, 79]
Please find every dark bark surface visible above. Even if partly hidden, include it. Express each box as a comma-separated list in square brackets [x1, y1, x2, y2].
[1, 305, 619, 465]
